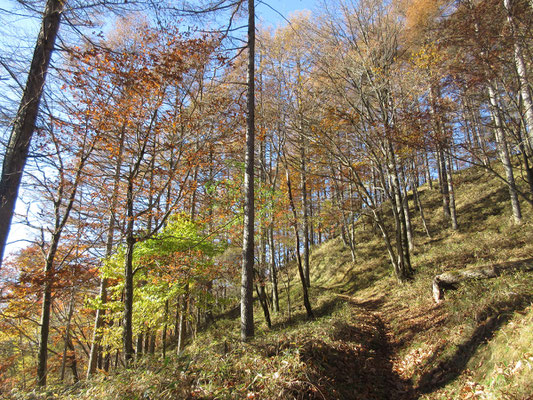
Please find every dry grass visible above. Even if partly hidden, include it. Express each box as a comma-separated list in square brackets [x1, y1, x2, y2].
[306, 164, 533, 399]
[11, 165, 533, 400]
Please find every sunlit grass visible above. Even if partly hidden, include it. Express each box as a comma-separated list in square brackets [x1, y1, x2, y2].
[12, 164, 533, 399]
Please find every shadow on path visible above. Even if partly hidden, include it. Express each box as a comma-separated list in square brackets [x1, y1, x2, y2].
[287, 295, 415, 400]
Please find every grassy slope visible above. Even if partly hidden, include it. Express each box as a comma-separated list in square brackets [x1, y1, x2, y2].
[310, 165, 533, 400]
[13, 166, 533, 400]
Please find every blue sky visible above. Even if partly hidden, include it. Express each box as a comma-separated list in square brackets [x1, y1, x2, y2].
[0, 0, 321, 259]
[256, 0, 318, 27]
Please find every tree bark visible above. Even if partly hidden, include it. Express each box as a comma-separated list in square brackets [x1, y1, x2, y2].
[177, 284, 189, 352]
[255, 283, 272, 329]
[38, 238, 75, 385]
[269, 225, 280, 313]
[516, 130, 533, 195]
[411, 167, 431, 238]
[122, 177, 136, 365]
[149, 332, 156, 354]
[300, 138, 311, 287]
[424, 152, 433, 190]
[240, 0, 255, 342]
[136, 333, 143, 360]
[37, 145, 89, 386]
[433, 266, 499, 303]
[37, 278, 52, 386]
[144, 329, 150, 355]
[430, 85, 453, 226]
[400, 166, 414, 251]
[438, 147, 452, 224]
[67, 338, 79, 383]
[162, 299, 168, 358]
[387, 141, 412, 279]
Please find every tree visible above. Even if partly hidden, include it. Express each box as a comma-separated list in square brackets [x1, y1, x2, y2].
[310, 0, 414, 281]
[487, 83, 522, 223]
[240, 0, 255, 341]
[71, 20, 222, 363]
[0, 0, 64, 270]
[34, 110, 97, 386]
[503, 0, 533, 154]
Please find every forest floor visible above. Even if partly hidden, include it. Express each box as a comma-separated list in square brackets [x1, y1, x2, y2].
[294, 290, 416, 399]
[296, 164, 533, 400]
[211, 163, 533, 400]
[180, 163, 533, 399]
[11, 166, 533, 399]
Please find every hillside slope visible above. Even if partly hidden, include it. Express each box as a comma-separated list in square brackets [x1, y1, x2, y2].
[12, 166, 533, 400]
[308, 166, 533, 399]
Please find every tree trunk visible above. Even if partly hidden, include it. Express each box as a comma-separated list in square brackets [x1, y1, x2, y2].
[425, 152, 433, 190]
[177, 284, 189, 352]
[103, 347, 111, 372]
[430, 85, 452, 226]
[412, 169, 431, 238]
[387, 141, 412, 279]
[60, 290, 76, 382]
[87, 124, 125, 378]
[488, 85, 522, 223]
[136, 333, 143, 360]
[255, 284, 272, 329]
[504, 0, 533, 155]
[445, 152, 458, 230]
[433, 265, 499, 303]
[149, 332, 156, 354]
[317, 189, 323, 244]
[438, 147, 452, 224]
[371, 208, 402, 279]
[400, 166, 414, 251]
[144, 329, 150, 354]
[309, 191, 315, 246]
[123, 176, 136, 365]
[269, 225, 279, 313]
[67, 338, 79, 383]
[285, 255, 292, 322]
[162, 299, 168, 358]
[0, 0, 64, 268]
[285, 166, 314, 319]
[347, 181, 358, 262]
[37, 233, 65, 385]
[516, 130, 533, 195]
[36, 151, 88, 386]
[37, 281, 52, 386]
[123, 234, 135, 364]
[300, 139, 311, 287]
[240, 0, 255, 342]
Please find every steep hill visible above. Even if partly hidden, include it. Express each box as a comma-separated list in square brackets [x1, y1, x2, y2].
[307, 165, 533, 399]
[13, 166, 533, 400]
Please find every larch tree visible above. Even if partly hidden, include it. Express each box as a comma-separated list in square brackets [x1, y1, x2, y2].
[240, 0, 255, 341]
[0, 0, 64, 270]
[311, 0, 414, 281]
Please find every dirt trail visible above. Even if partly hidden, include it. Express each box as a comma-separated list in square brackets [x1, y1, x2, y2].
[300, 293, 415, 399]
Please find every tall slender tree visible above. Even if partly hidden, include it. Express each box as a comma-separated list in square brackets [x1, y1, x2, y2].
[240, 0, 255, 341]
[0, 0, 64, 269]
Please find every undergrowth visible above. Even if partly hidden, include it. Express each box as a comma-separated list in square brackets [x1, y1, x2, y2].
[8, 165, 533, 399]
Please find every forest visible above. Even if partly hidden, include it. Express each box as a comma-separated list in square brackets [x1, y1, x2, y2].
[0, 0, 532, 398]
